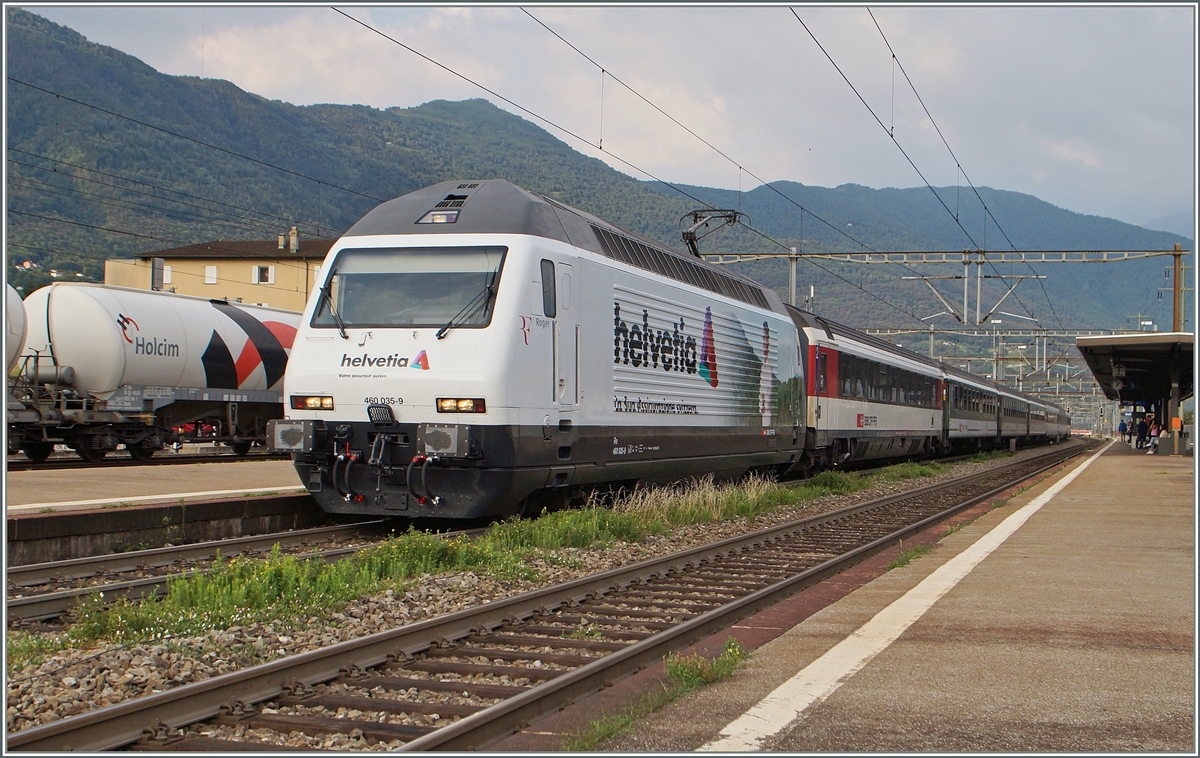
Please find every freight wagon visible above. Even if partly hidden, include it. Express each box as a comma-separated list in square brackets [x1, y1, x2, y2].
[8, 283, 300, 462]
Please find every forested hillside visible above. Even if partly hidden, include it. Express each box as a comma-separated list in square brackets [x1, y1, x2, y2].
[6, 8, 1191, 329]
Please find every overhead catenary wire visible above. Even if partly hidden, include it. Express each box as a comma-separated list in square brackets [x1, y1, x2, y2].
[865, 7, 1066, 331]
[522, 8, 911, 258]
[330, 8, 715, 213]
[333, 7, 930, 326]
[519, 8, 934, 326]
[791, 7, 1046, 329]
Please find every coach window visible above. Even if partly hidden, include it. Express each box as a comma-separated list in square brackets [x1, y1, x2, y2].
[540, 259, 556, 318]
[818, 353, 827, 394]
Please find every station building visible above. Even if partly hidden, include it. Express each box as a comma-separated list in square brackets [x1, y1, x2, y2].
[104, 228, 331, 312]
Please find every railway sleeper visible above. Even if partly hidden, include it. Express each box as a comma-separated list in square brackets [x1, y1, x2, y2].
[575, 604, 701, 621]
[642, 577, 769, 593]
[615, 589, 740, 603]
[132, 734, 311, 751]
[470, 632, 628, 652]
[275, 693, 485, 718]
[510, 623, 654, 641]
[226, 712, 435, 741]
[350, 675, 529, 700]
[552, 613, 676, 631]
[422, 646, 596, 667]
[400, 659, 565, 682]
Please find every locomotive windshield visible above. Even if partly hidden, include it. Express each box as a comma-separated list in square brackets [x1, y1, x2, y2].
[312, 246, 506, 328]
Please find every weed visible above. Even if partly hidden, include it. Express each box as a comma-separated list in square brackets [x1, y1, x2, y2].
[609, 474, 796, 526]
[5, 631, 69, 671]
[969, 450, 1014, 463]
[665, 637, 747, 690]
[564, 624, 604, 641]
[886, 543, 934, 570]
[941, 522, 967, 539]
[876, 461, 943, 481]
[563, 638, 748, 751]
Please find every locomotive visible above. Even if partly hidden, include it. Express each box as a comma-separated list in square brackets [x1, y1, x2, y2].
[8, 283, 300, 462]
[269, 180, 1068, 519]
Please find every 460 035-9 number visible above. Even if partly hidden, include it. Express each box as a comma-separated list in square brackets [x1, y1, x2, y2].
[363, 397, 403, 405]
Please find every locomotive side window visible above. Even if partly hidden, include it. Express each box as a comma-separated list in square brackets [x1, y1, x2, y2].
[540, 259, 557, 317]
[312, 246, 506, 328]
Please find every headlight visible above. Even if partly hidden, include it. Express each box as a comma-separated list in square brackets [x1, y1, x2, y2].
[290, 395, 334, 410]
[436, 397, 486, 413]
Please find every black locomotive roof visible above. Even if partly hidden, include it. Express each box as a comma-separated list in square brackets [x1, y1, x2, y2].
[343, 180, 780, 312]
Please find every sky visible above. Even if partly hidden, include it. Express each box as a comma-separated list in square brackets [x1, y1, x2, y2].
[16, 3, 1199, 232]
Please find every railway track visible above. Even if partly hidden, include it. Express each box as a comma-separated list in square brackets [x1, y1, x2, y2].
[6, 440, 1096, 752]
[6, 452, 290, 472]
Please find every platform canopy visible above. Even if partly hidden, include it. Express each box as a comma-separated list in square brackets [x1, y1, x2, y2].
[1076, 332, 1193, 404]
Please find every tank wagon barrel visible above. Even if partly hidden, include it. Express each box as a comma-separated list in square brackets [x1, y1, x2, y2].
[9, 283, 300, 463]
[6, 284, 28, 375]
[268, 180, 1070, 521]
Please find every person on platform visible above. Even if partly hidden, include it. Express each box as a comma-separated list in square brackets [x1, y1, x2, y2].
[1148, 420, 1161, 454]
[1118, 419, 1128, 443]
[1136, 417, 1148, 448]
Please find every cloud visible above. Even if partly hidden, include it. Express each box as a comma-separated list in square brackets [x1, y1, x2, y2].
[1040, 139, 1105, 170]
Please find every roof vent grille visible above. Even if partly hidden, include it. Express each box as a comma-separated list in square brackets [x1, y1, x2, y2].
[435, 194, 468, 209]
[456, 183, 480, 189]
[590, 225, 769, 309]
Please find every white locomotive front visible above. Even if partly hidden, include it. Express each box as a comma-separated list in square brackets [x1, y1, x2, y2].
[272, 181, 803, 518]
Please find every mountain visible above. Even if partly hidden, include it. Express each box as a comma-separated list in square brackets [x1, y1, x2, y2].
[1143, 211, 1195, 239]
[5, 7, 1193, 331]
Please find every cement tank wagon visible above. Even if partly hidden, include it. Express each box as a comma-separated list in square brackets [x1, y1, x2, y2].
[10, 283, 301, 462]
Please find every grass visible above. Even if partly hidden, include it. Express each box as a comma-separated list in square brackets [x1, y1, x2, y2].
[940, 522, 967, 539]
[885, 542, 934, 570]
[563, 638, 748, 751]
[968, 450, 1015, 463]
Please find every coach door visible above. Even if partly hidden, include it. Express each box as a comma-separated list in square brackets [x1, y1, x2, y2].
[554, 261, 579, 412]
[813, 347, 826, 443]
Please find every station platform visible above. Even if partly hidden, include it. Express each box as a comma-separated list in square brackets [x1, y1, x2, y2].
[4, 458, 304, 514]
[497, 440, 1195, 752]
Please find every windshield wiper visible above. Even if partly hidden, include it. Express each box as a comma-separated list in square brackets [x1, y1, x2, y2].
[436, 281, 495, 340]
[320, 278, 349, 340]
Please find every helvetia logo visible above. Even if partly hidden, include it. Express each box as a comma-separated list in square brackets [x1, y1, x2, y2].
[338, 350, 430, 370]
[698, 307, 719, 388]
[612, 302, 718, 387]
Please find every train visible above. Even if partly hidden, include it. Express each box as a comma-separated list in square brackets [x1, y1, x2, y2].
[7, 283, 301, 462]
[267, 180, 1069, 520]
